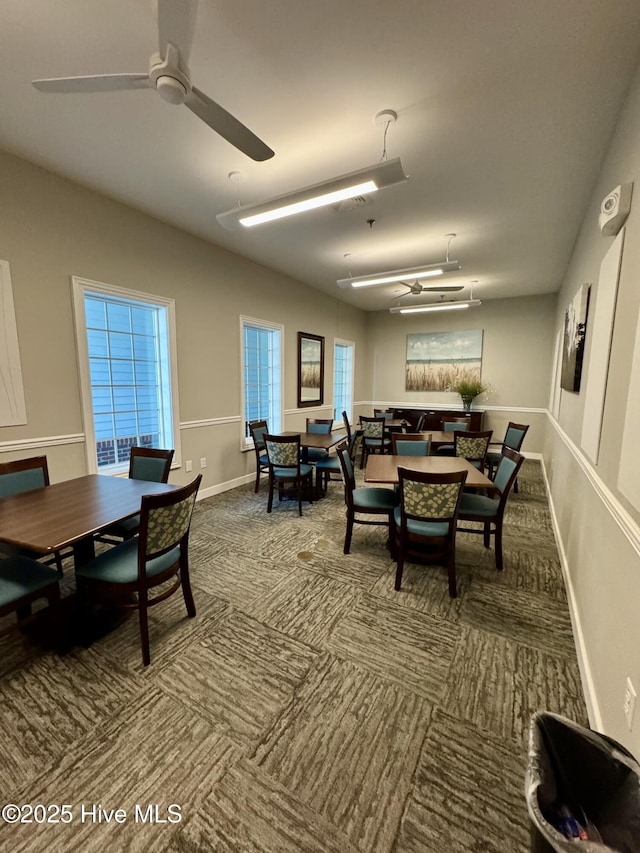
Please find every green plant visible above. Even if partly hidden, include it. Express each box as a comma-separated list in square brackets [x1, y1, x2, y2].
[448, 379, 487, 399]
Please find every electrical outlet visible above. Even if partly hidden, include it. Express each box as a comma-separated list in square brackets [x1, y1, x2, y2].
[185, 460, 192, 472]
[200, 457, 207, 469]
[624, 677, 636, 730]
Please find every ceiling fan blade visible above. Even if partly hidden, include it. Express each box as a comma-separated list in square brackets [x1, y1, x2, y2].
[32, 73, 151, 94]
[185, 86, 274, 161]
[158, 0, 198, 65]
[422, 285, 465, 292]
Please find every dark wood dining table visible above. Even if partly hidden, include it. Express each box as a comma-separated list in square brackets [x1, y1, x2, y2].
[364, 455, 494, 490]
[399, 430, 459, 448]
[0, 474, 177, 566]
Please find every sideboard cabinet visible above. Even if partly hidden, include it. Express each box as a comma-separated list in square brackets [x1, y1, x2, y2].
[390, 408, 484, 431]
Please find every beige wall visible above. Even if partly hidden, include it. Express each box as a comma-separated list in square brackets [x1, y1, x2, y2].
[545, 62, 640, 754]
[365, 294, 557, 453]
[0, 150, 369, 489]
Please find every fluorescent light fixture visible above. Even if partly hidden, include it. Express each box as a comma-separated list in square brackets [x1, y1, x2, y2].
[337, 260, 461, 289]
[216, 157, 408, 231]
[389, 299, 482, 314]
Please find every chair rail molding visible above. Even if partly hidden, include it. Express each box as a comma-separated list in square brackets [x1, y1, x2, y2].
[180, 416, 242, 430]
[0, 433, 85, 453]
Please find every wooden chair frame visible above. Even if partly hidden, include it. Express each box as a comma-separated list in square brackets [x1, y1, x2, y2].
[486, 422, 529, 491]
[248, 419, 270, 493]
[391, 433, 431, 455]
[359, 416, 391, 469]
[264, 434, 314, 516]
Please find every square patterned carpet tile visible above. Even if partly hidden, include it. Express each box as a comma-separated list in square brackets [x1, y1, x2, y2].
[0, 460, 587, 852]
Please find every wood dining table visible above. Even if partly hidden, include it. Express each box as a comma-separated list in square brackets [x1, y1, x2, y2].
[0, 473, 177, 567]
[279, 430, 348, 462]
[364, 454, 494, 490]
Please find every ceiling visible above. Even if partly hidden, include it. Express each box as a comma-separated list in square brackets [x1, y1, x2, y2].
[1, 1, 640, 312]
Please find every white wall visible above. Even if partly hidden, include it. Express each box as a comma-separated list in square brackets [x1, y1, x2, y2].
[0, 149, 369, 493]
[545, 61, 640, 755]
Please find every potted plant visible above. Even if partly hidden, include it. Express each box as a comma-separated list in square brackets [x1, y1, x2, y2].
[448, 379, 488, 412]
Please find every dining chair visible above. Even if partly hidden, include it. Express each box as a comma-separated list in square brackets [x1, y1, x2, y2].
[457, 447, 524, 571]
[314, 429, 360, 494]
[453, 429, 493, 471]
[0, 555, 62, 643]
[248, 419, 270, 493]
[391, 433, 431, 456]
[97, 446, 175, 542]
[436, 418, 470, 455]
[359, 415, 391, 468]
[391, 467, 468, 598]
[485, 422, 529, 492]
[0, 456, 65, 575]
[336, 441, 398, 554]
[415, 413, 427, 432]
[305, 418, 333, 462]
[264, 434, 314, 516]
[341, 410, 352, 443]
[75, 474, 202, 667]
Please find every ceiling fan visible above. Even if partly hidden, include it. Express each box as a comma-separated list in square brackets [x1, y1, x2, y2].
[30, 0, 274, 162]
[393, 280, 464, 300]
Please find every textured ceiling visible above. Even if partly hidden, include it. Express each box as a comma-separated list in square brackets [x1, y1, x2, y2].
[1, 0, 639, 311]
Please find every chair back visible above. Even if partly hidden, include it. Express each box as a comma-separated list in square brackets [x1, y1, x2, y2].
[342, 411, 352, 443]
[0, 456, 50, 498]
[336, 440, 356, 500]
[129, 447, 174, 483]
[360, 416, 385, 440]
[248, 419, 269, 450]
[374, 410, 393, 421]
[415, 414, 427, 432]
[503, 422, 529, 452]
[306, 418, 333, 434]
[398, 467, 467, 526]
[392, 434, 430, 456]
[264, 434, 302, 471]
[454, 430, 493, 467]
[442, 418, 469, 433]
[492, 448, 525, 511]
[138, 476, 202, 570]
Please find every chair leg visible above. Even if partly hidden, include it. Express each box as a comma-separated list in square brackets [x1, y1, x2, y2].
[447, 553, 457, 598]
[495, 523, 504, 572]
[254, 467, 260, 493]
[267, 476, 274, 513]
[181, 559, 197, 618]
[344, 512, 354, 554]
[483, 522, 491, 548]
[138, 593, 151, 667]
[394, 555, 405, 590]
[514, 477, 519, 494]
[297, 477, 303, 516]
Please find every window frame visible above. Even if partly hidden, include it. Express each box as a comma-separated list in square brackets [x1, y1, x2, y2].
[71, 276, 181, 475]
[333, 337, 355, 422]
[240, 315, 284, 451]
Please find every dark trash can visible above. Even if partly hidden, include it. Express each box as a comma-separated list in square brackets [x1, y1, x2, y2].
[525, 712, 640, 852]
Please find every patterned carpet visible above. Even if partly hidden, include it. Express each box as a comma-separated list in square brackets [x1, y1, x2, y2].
[0, 460, 588, 852]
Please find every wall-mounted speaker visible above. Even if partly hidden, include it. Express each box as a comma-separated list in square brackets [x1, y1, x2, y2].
[599, 182, 633, 236]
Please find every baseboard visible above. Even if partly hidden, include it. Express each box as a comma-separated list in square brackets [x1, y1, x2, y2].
[539, 457, 602, 731]
[197, 472, 254, 501]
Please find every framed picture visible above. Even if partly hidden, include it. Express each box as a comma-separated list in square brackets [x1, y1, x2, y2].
[298, 332, 324, 407]
[406, 330, 483, 391]
[561, 283, 591, 392]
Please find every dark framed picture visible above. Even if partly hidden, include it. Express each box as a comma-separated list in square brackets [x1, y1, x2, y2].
[297, 332, 324, 407]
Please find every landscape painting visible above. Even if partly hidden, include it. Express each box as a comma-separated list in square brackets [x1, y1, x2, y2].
[406, 330, 483, 391]
[561, 283, 590, 392]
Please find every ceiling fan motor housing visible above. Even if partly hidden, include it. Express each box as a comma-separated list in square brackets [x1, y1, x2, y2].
[149, 47, 190, 104]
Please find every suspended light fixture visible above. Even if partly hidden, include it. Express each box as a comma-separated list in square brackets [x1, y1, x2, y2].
[338, 233, 461, 289]
[389, 299, 481, 314]
[217, 109, 407, 230]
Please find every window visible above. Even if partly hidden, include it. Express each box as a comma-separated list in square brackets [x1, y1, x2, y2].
[72, 277, 180, 474]
[241, 316, 283, 448]
[333, 339, 354, 421]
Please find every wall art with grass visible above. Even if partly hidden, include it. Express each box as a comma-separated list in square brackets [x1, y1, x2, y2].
[406, 329, 483, 392]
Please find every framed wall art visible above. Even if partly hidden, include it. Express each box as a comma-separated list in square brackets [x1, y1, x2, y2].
[405, 330, 483, 392]
[297, 332, 324, 407]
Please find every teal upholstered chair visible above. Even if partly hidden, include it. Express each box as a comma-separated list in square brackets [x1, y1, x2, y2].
[264, 434, 314, 516]
[98, 446, 174, 543]
[485, 422, 529, 492]
[453, 429, 493, 471]
[392, 467, 467, 597]
[305, 418, 333, 463]
[0, 555, 61, 642]
[248, 420, 270, 493]
[314, 429, 361, 494]
[0, 456, 64, 575]
[336, 441, 398, 554]
[75, 475, 202, 667]
[391, 434, 431, 456]
[457, 447, 524, 572]
[435, 418, 470, 456]
[359, 416, 391, 468]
